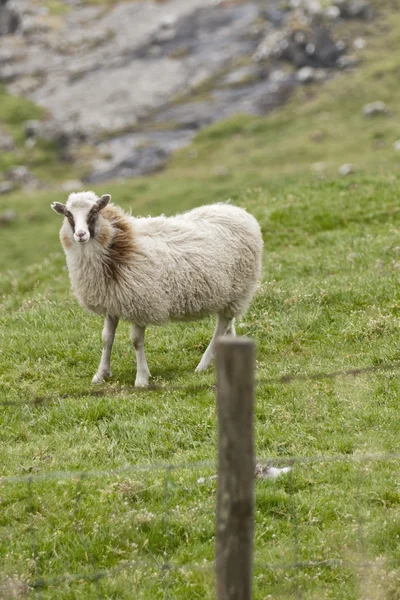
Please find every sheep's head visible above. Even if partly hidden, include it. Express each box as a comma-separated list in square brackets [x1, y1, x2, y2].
[51, 191, 110, 244]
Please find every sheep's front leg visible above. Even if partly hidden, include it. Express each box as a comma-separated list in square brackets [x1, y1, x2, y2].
[92, 315, 119, 384]
[131, 324, 151, 387]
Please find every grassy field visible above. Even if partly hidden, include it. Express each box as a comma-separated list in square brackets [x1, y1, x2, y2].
[2, 1, 400, 598]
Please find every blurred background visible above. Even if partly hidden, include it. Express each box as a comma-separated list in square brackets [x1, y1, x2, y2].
[0, 0, 397, 197]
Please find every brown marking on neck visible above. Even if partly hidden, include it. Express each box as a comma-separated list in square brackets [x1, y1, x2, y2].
[98, 204, 136, 281]
[61, 227, 72, 250]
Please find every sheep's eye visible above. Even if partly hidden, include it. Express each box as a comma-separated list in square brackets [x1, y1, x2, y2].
[66, 211, 75, 231]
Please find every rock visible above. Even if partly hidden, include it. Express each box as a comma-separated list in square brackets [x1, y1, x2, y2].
[393, 141, 400, 152]
[325, 5, 341, 19]
[289, 0, 322, 15]
[0, 130, 15, 151]
[21, 16, 50, 37]
[334, 0, 372, 19]
[353, 37, 366, 50]
[0, 64, 20, 82]
[5, 165, 39, 188]
[159, 14, 178, 29]
[311, 161, 327, 172]
[0, 47, 17, 64]
[311, 130, 325, 142]
[339, 163, 355, 176]
[34, 121, 89, 160]
[269, 69, 289, 85]
[276, 26, 343, 69]
[297, 66, 326, 83]
[214, 165, 229, 177]
[24, 119, 42, 138]
[336, 54, 359, 69]
[61, 179, 84, 192]
[24, 137, 36, 149]
[0, 0, 20, 36]
[222, 65, 262, 86]
[335, 39, 346, 52]
[8, 76, 40, 95]
[0, 181, 13, 194]
[260, 5, 286, 27]
[362, 101, 389, 117]
[0, 209, 17, 224]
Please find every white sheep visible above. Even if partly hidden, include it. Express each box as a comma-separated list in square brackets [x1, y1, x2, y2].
[51, 191, 263, 387]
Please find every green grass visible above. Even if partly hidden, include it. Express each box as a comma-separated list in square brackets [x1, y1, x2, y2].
[3, 1, 400, 598]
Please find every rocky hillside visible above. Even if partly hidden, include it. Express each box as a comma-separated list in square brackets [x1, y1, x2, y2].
[0, 0, 373, 188]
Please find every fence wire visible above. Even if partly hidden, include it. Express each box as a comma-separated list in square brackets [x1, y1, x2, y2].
[2, 358, 400, 597]
[2, 451, 400, 595]
[2, 356, 400, 407]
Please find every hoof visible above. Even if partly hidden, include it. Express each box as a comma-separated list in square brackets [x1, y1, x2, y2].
[135, 379, 149, 388]
[92, 371, 111, 384]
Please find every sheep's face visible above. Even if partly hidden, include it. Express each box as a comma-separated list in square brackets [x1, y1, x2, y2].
[51, 192, 110, 245]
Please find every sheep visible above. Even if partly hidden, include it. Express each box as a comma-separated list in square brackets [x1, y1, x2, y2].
[51, 191, 263, 387]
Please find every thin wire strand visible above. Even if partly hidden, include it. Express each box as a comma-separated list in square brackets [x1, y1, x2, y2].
[2, 453, 400, 486]
[27, 478, 43, 600]
[288, 467, 302, 600]
[2, 357, 400, 407]
[355, 462, 369, 598]
[162, 467, 173, 600]
[73, 476, 104, 599]
[29, 557, 214, 591]
[0, 460, 215, 485]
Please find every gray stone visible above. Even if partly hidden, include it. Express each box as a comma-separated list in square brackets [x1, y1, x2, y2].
[0, 64, 19, 82]
[325, 5, 341, 19]
[339, 163, 355, 176]
[311, 161, 328, 172]
[334, 0, 372, 19]
[353, 37, 366, 49]
[0, 130, 15, 151]
[297, 66, 327, 83]
[222, 65, 262, 86]
[0, 181, 13, 195]
[0, 209, 17, 224]
[336, 54, 359, 69]
[5, 165, 39, 188]
[24, 119, 42, 138]
[362, 101, 388, 117]
[264, 25, 344, 69]
[0, 0, 20, 36]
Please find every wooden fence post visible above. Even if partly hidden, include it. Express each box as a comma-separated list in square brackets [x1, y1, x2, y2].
[216, 336, 255, 600]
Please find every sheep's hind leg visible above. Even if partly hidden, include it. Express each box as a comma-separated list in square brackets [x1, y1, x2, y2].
[226, 318, 236, 336]
[195, 316, 233, 372]
[92, 315, 119, 384]
[131, 324, 151, 387]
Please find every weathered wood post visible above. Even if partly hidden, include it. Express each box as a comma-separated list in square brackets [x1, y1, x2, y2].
[216, 336, 255, 600]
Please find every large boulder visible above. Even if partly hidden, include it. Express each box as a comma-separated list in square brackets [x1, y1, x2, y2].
[255, 25, 343, 68]
[0, 0, 20, 36]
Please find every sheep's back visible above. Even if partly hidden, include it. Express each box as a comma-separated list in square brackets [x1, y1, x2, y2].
[132, 203, 263, 322]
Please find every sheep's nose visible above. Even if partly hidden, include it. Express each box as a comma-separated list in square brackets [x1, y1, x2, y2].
[77, 231, 86, 239]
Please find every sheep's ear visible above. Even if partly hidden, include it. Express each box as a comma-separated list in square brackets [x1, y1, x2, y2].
[51, 202, 67, 215]
[97, 194, 111, 210]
